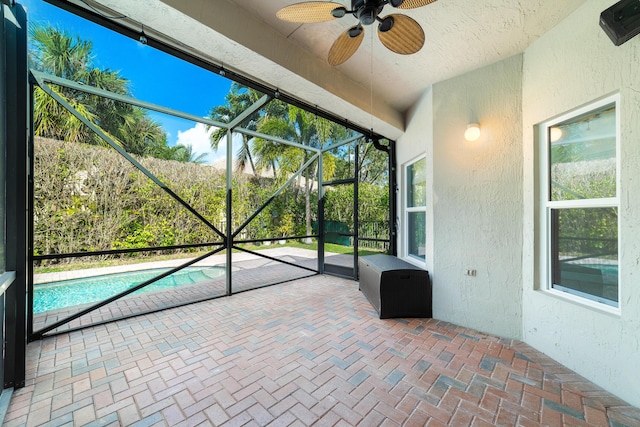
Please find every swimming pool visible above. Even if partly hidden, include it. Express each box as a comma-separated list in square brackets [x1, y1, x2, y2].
[33, 266, 225, 313]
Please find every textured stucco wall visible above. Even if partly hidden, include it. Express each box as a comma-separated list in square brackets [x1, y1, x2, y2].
[431, 55, 524, 339]
[522, 0, 640, 407]
[397, 88, 434, 273]
[398, 55, 524, 339]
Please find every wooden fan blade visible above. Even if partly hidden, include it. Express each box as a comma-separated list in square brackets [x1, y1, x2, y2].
[395, 0, 438, 10]
[276, 2, 343, 23]
[328, 27, 364, 66]
[378, 14, 424, 55]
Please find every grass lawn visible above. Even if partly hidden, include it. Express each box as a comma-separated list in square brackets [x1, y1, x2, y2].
[34, 241, 386, 274]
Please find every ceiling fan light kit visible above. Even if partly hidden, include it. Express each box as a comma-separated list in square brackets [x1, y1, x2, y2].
[348, 26, 363, 37]
[277, 0, 437, 65]
[331, 7, 347, 18]
[378, 16, 394, 32]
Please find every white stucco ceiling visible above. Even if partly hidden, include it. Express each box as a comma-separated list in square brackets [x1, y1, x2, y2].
[84, 0, 586, 139]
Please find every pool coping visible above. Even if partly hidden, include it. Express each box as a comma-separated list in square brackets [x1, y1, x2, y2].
[33, 247, 322, 284]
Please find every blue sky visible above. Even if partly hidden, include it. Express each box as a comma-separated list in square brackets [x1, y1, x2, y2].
[21, 0, 235, 163]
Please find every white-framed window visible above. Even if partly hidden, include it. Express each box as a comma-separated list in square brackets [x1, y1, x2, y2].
[404, 156, 427, 263]
[539, 94, 620, 310]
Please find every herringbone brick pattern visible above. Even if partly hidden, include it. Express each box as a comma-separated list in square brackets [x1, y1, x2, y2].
[33, 252, 350, 335]
[6, 275, 640, 426]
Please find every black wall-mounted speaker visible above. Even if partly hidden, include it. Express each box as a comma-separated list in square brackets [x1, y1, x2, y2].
[600, 0, 640, 46]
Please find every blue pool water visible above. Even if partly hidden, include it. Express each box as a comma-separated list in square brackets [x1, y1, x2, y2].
[581, 263, 618, 285]
[33, 266, 225, 313]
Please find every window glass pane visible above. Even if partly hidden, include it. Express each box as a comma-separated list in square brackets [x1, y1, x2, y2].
[550, 104, 616, 201]
[408, 211, 426, 260]
[407, 158, 426, 207]
[551, 207, 618, 305]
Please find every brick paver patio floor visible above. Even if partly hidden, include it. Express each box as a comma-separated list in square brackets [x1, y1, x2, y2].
[4, 274, 640, 426]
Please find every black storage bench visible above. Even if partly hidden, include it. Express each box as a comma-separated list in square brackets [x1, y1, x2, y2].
[358, 254, 431, 319]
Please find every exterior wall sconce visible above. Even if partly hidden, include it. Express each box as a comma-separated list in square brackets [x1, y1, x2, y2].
[464, 123, 481, 142]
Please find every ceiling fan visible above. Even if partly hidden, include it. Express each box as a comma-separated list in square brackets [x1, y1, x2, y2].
[276, 0, 437, 66]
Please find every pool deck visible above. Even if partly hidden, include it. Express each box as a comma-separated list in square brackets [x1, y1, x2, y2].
[32, 247, 353, 335]
[7, 272, 640, 426]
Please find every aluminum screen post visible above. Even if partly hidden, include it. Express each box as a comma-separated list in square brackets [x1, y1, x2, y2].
[318, 152, 325, 274]
[354, 140, 360, 278]
[226, 128, 233, 296]
[389, 140, 397, 256]
[2, 2, 28, 389]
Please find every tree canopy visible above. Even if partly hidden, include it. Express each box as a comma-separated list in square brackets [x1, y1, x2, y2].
[29, 24, 203, 163]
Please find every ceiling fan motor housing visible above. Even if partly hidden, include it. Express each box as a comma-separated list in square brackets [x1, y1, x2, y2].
[352, 0, 384, 25]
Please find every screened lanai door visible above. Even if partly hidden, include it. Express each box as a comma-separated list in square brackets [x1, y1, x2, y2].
[319, 138, 394, 280]
[320, 180, 358, 279]
[319, 140, 360, 279]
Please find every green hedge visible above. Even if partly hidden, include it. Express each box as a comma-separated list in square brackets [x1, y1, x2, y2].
[34, 137, 228, 258]
[34, 138, 390, 263]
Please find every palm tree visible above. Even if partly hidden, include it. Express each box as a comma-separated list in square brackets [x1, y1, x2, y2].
[256, 105, 345, 240]
[30, 25, 131, 146]
[166, 144, 208, 164]
[29, 25, 182, 161]
[354, 141, 389, 185]
[117, 108, 166, 156]
[208, 83, 265, 176]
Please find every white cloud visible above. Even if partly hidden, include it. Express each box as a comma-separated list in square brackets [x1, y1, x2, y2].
[175, 123, 248, 166]
[175, 122, 224, 164]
